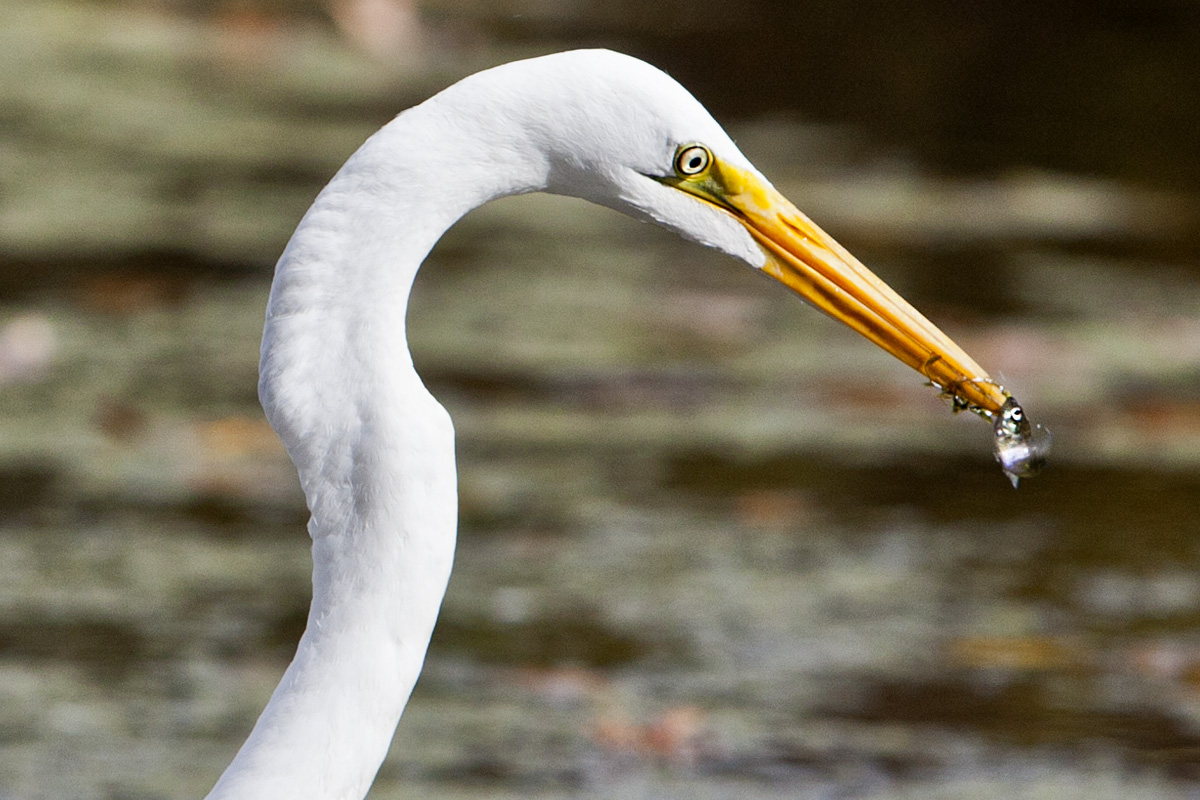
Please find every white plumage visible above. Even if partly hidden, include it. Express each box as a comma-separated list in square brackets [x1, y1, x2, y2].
[206, 49, 1010, 799]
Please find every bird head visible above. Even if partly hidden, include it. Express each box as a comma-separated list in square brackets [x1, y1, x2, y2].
[501, 49, 1010, 416]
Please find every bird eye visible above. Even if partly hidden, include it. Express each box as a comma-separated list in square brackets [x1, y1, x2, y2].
[674, 144, 711, 177]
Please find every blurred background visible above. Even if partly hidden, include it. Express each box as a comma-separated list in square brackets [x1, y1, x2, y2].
[2, 1, 1200, 797]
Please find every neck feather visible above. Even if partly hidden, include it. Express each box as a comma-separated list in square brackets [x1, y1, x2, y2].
[206, 86, 545, 800]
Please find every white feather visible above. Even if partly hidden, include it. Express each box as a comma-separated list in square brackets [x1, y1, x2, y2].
[209, 49, 773, 799]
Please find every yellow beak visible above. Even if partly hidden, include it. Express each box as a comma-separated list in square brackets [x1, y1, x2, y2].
[668, 156, 1009, 416]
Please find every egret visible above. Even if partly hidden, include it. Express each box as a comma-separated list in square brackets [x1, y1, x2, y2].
[206, 49, 1036, 799]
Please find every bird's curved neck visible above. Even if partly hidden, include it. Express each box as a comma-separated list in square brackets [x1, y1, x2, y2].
[207, 92, 543, 800]
[260, 98, 544, 472]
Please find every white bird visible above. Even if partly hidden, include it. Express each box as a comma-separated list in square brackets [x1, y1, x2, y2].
[205, 49, 1010, 799]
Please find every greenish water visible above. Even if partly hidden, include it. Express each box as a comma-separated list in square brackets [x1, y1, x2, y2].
[3, 1, 1200, 798]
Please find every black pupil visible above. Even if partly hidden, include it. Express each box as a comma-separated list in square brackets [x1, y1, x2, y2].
[680, 149, 705, 173]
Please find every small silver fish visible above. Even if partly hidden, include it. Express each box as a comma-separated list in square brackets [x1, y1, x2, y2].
[992, 397, 1052, 487]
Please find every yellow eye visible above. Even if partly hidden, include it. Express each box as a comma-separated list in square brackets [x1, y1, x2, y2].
[674, 144, 711, 177]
